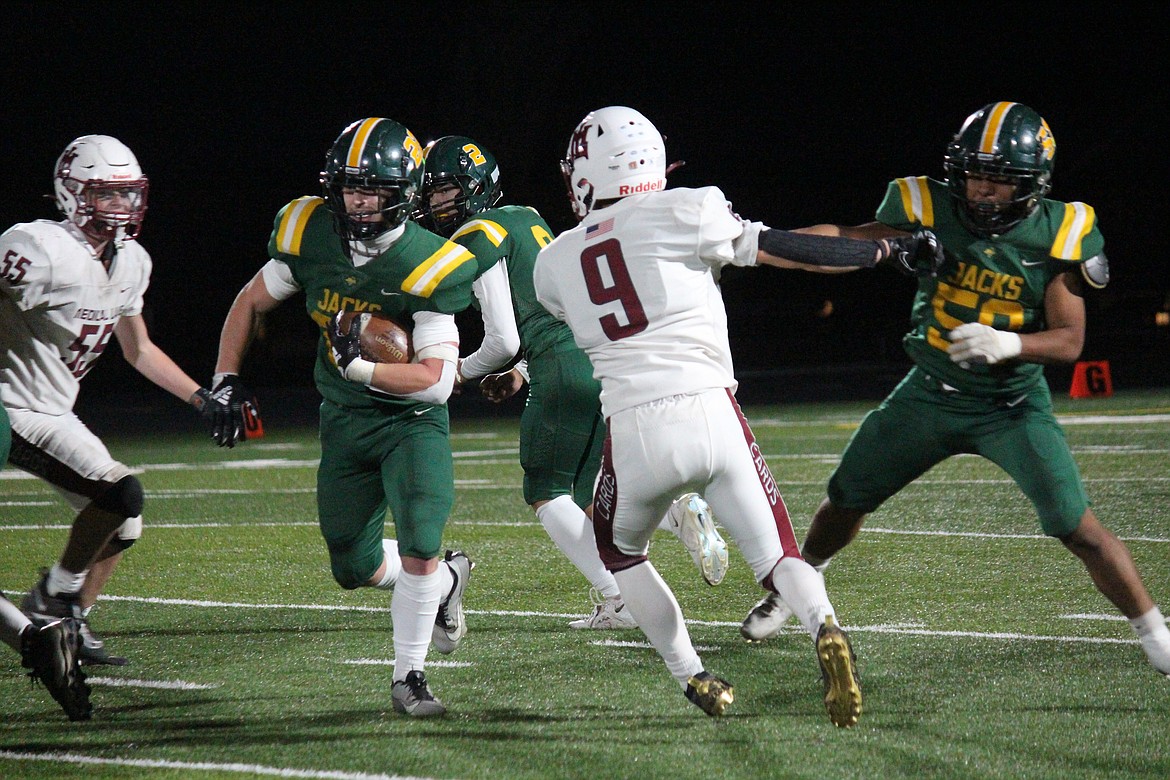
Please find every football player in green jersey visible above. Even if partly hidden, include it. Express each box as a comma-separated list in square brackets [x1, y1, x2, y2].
[211, 118, 480, 716]
[740, 102, 1170, 677]
[417, 136, 731, 629]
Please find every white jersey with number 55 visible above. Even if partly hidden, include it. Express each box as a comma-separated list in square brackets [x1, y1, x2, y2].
[0, 219, 150, 415]
[534, 186, 761, 418]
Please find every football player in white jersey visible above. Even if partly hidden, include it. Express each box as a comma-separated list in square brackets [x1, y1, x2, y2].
[0, 135, 226, 667]
[534, 106, 943, 724]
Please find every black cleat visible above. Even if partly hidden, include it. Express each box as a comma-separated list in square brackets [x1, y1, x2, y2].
[78, 618, 128, 666]
[21, 618, 93, 721]
[391, 670, 446, 717]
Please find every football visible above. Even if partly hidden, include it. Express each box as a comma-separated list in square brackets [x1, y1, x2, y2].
[337, 311, 413, 364]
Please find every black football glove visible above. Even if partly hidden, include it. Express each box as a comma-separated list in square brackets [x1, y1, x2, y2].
[880, 229, 946, 278]
[328, 312, 363, 376]
[206, 374, 257, 447]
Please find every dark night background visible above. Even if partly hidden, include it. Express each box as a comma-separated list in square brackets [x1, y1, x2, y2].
[4, 4, 1167, 426]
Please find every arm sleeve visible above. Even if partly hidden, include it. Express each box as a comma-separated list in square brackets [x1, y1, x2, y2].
[410, 310, 460, 359]
[757, 229, 880, 268]
[259, 258, 301, 301]
[399, 311, 459, 404]
[458, 260, 520, 379]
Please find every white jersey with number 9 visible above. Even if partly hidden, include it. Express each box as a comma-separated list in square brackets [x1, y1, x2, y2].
[534, 186, 761, 418]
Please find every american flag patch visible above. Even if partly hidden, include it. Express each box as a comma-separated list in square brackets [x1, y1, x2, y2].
[585, 217, 614, 238]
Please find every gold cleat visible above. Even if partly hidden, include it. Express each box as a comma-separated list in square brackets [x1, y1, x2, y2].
[816, 615, 862, 727]
[685, 671, 735, 716]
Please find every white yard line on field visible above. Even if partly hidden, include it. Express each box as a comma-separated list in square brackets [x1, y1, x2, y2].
[0, 751, 434, 780]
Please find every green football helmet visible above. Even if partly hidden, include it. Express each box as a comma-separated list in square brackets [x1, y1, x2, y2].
[416, 135, 502, 237]
[944, 101, 1055, 237]
[319, 117, 425, 241]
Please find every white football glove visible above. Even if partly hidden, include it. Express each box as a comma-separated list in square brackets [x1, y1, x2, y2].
[947, 322, 1022, 365]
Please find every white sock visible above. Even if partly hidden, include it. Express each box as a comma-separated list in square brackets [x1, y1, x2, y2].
[372, 539, 402, 590]
[47, 563, 85, 597]
[0, 598, 32, 652]
[390, 569, 443, 682]
[1130, 606, 1170, 675]
[770, 556, 835, 640]
[536, 496, 620, 599]
[612, 561, 702, 685]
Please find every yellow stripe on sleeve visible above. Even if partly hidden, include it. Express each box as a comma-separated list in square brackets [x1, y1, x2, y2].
[1051, 202, 1096, 260]
[275, 197, 324, 256]
[451, 219, 507, 247]
[895, 177, 934, 227]
[401, 242, 475, 297]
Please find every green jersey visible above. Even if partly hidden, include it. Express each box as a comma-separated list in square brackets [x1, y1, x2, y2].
[877, 176, 1104, 398]
[267, 196, 477, 410]
[449, 205, 574, 362]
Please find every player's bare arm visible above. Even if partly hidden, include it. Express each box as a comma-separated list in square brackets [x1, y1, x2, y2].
[113, 314, 201, 402]
[215, 269, 283, 376]
[1020, 268, 1087, 364]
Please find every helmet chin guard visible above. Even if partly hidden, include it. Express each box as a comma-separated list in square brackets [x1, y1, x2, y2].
[561, 106, 667, 221]
[54, 135, 149, 243]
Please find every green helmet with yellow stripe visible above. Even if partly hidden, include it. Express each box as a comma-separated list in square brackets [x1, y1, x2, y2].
[416, 135, 502, 238]
[319, 117, 425, 240]
[944, 102, 1055, 237]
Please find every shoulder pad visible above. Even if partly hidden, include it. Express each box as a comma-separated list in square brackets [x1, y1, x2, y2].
[272, 197, 326, 257]
[1080, 252, 1109, 289]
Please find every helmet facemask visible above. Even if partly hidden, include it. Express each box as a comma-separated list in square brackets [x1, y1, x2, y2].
[322, 177, 416, 241]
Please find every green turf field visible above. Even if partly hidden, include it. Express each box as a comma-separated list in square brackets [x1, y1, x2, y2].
[3, 389, 1168, 779]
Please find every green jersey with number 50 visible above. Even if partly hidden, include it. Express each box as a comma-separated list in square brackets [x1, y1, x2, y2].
[450, 204, 570, 362]
[876, 176, 1103, 397]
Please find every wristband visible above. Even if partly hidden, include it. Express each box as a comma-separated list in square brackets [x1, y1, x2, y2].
[346, 357, 376, 385]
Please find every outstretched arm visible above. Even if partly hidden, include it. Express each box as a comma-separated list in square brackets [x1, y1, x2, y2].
[114, 314, 201, 403]
[755, 223, 943, 277]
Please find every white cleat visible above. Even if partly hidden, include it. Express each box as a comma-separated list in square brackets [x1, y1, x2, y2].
[740, 592, 794, 642]
[569, 588, 638, 629]
[667, 492, 729, 586]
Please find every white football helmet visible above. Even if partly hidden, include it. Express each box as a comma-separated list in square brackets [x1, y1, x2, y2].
[54, 135, 149, 242]
[560, 106, 667, 221]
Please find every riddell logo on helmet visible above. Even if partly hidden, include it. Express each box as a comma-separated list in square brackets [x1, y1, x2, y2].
[618, 179, 666, 196]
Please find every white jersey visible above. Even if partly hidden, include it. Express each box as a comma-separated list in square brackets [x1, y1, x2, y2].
[534, 186, 762, 418]
[0, 219, 151, 415]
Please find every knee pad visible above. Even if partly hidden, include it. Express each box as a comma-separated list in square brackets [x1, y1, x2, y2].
[109, 515, 143, 552]
[91, 475, 145, 519]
